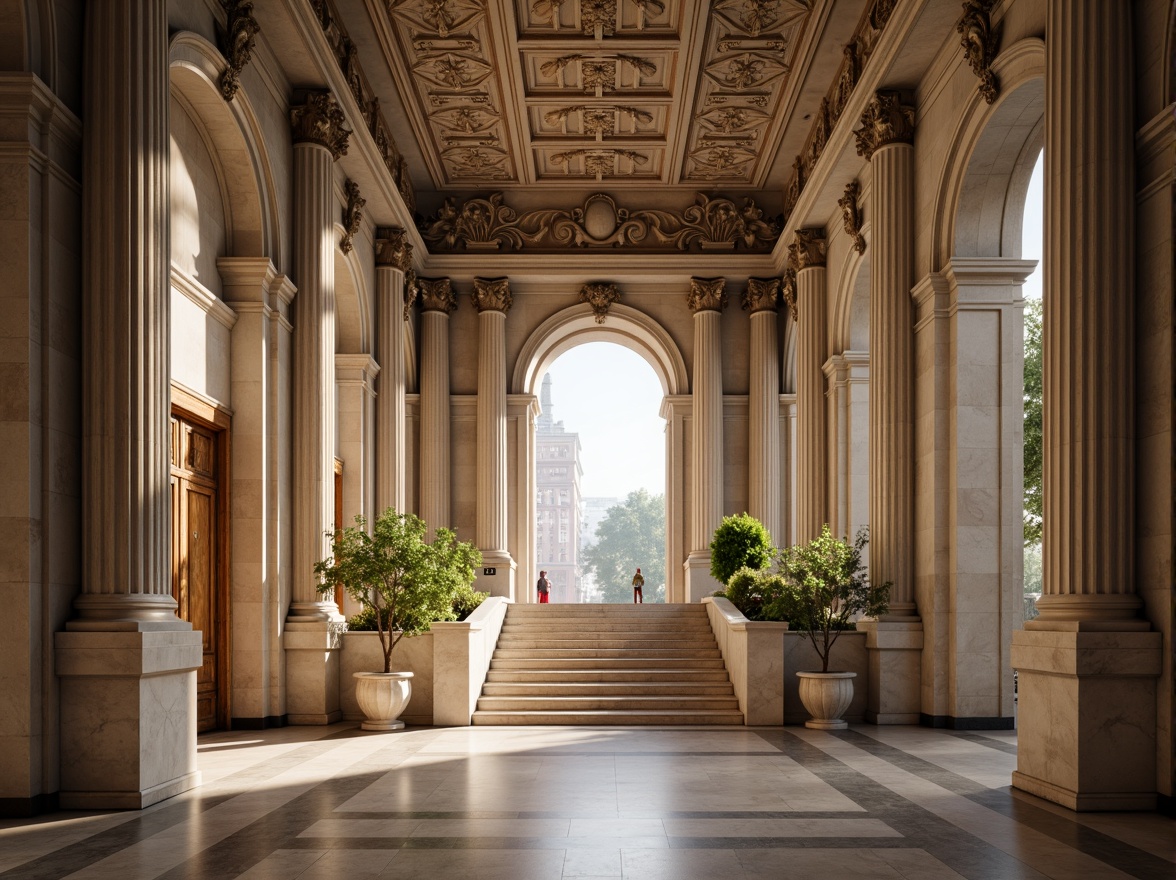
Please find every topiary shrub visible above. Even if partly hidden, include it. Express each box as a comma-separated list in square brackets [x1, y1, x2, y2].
[709, 513, 773, 585]
[717, 566, 788, 621]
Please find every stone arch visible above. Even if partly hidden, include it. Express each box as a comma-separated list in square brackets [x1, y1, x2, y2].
[511, 303, 688, 397]
[831, 232, 871, 355]
[334, 232, 373, 354]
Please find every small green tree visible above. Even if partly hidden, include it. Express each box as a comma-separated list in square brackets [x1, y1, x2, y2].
[582, 490, 666, 603]
[709, 513, 773, 585]
[768, 525, 889, 673]
[314, 509, 481, 673]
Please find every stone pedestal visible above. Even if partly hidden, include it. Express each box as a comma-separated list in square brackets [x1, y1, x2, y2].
[283, 624, 343, 725]
[856, 620, 922, 724]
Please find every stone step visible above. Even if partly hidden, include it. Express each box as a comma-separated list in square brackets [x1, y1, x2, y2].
[482, 681, 737, 696]
[471, 709, 745, 726]
[477, 695, 740, 711]
[485, 669, 733, 683]
[496, 637, 717, 650]
[509, 606, 706, 616]
[489, 657, 727, 670]
[500, 622, 712, 633]
[492, 647, 721, 659]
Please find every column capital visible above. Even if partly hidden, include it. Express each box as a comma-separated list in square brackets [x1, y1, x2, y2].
[290, 90, 351, 159]
[854, 90, 915, 160]
[472, 276, 513, 313]
[790, 228, 827, 270]
[418, 277, 457, 313]
[375, 226, 413, 270]
[741, 277, 780, 314]
[688, 277, 727, 313]
[781, 268, 798, 322]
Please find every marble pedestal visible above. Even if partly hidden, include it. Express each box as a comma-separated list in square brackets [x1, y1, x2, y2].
[1011, 629, 1161, 810]
[55, 628, 203, 809]
[284, 622, 343, 724]
[684, 552, 722, 604]
[475, 550, 516, 599]
[857, 619, 923, 723]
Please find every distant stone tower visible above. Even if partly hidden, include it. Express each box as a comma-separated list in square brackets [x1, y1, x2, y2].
[535, 373, 583, 602]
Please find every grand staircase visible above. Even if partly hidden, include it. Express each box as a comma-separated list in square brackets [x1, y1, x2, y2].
[471, 603, 744, 725]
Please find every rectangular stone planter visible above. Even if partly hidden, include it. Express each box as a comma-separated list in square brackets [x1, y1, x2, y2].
[703, 597, 789, 726]
[784, 631, 868, 724]
[340, 631, 434, 726]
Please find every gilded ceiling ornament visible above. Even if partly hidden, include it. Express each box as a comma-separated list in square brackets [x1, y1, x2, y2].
[551, 148, 649, 178]
[471, 277, 513, 313]
[781, 267, 798, 321]
[580, 282, 621, 323]
[417, 277, 457, 313]
[580, 0, 617, 36]
[420, 0, 459, 37]
[531, 0, 565, 23]
[688, 277, 728, 313]
[957, 0, 1001, 105]
[737, 0, 781, 37]
[541, 54, 658, 91]
[375, 226, 414, 271]
[290, 91, 351, 159]
[422, 193, 561, 250]
[742, 277, 780, 314]
[544, 105, 653, 136]
[340, 180, 366, 254]
[853, 90, 915, 160]
[724, 56, 766, 89]
[218, 0, 260, 101]
[712, 107, 751, 133]
[434, 55, 473, 89]
[838, 180, 866, 255]
[790, 228, 826, 269]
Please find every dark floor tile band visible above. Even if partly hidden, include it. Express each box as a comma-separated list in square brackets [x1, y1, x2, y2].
[945, 731, 1019, 756]
[921, 713, 1015, 731]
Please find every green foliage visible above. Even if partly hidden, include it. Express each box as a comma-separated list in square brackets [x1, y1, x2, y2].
[346, 606, 380, 631]
[709, 513, 773, 585]
[582, 489, 666, 603]
[315, 509, 481, 673]
[1023, 541, 1042, 595]
[717, 566, 787, 621]
[767, 525, 890, 673]
[1023, 296, 1043, 547]
[452, 582, 488, 621]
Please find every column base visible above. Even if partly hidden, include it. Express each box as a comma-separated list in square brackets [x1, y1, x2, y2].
[1011, 629, 1161, 811]
[684, 552, 722, 603]
[475, 550, 516, 600]
[55, 628, 204, 810]
[857, 619, 923, 724]
[284, 621, 344, 725]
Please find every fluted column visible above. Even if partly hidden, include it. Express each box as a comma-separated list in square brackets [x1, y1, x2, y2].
[792, 229, 828, 544]
[743, 278, 781, 546]
[418, 278, 456, 535]
[472, 277, 516, 599]
[684, 278, 726, 602]
[375, 228, 413, 515]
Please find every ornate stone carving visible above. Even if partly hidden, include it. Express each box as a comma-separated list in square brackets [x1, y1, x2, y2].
[471, 277, 512, 313]
[580, 0, 617, 36]
[870, 0, 898, 30]
[854, 91, 915, 160]
[219, 0, 260, 101]
[580, 282, 621, 323]
[790, 228, 826, 269]
[340, 180, 365, 254]
[957, 0, 1001, 105]
[403, 269, 419, 319]
[780, 267, 798, 321]
[543, 105, 654, 137]
[417, 277, 457, 313]
[741, 277, 779, 314]
[838, 180, 866, 255]
[290, 91, 351, 159]
[540, 54, 658, 92]
[550, 148, 650, 178]
[375, 226, 414, 270]
[688, 277, 727, 313]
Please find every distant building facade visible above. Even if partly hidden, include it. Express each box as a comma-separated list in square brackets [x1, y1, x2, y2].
[536, 374, 583, 603]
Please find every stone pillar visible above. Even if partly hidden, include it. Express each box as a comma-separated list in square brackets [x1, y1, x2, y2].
[792, 229, 828, 544]
[472, 278, 517, 599]
[55, 0, 204, 809]
[374, 228, 413, 516]
[418, 278, 456, 537]
[684, 278, 726, 602]
[852, 92, 923, 723]
[284, 91, 350, 725]
[1011, 0, 1161, 810]
[743, 278, 781, 547]
[823, 352, 869, 543]
[336, 354, 380, 527]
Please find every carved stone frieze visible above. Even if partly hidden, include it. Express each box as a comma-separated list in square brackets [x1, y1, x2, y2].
[957, 0, 1001, 105]
[471, 276, 513, 313]
[550, 148, 650, 179]
[838, 180, 866, 254]
[290, 91, 351, 159]
[780, 267, 798, 321]
[219, 0, 260, 101]
[417, 277, 457, 313]
[790, 228, 826, 270]
[375, 226, 414, 270]
[854, 90, 915, 160]
[580, 282, 621, 323]
[688, 277, 727, 313]
[741, 277, 780, 314]
[340, 180, 365, 254]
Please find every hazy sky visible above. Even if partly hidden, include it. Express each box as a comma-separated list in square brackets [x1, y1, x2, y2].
[1022, 151, 1044, 300]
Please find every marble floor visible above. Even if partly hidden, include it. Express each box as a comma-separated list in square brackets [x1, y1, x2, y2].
[1, 725, 1173, 879]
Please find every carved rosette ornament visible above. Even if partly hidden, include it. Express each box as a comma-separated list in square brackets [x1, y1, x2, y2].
[580, 0, 617, 36]
[687, 277, 727, 313]
[854, 91, 915, 160]
[781, 268, 798, 322]
[471, 277, 513, 313]
[580, 282, 621, 323]
[956, 0, 1002, 105]
[219, 0, 260, 101]
[290, 91, 351, 159]
[340, 180, 365, 254]
[417, 277, 457, 313]
[375, 226, 413, 270]
[741, 277, 780, 314]
[838, 180, 867, 254]
[790, 228, 827, 270]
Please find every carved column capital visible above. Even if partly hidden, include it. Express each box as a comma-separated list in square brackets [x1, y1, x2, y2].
[790, 228, 828, 270]
[854, 90, 915, 160]
[688, 277, 727, 313]
[472, 277, 513, 313]
[418, 277, 457, 313]
[580, 282, 621, 323]
[781, 268, 798, 322]
[375, 226, 413, 270]
[741, 277, 780, 314]
[290, 90, 351, 159]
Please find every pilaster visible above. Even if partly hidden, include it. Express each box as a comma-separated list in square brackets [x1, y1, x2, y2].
[418, 278, 456, 538]
[374, 227, 413, 515]
[743, 278, 781, 547]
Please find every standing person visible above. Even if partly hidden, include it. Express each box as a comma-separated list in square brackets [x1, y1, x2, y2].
[632, 567, 644, 604]
[536, 570, 551, 604]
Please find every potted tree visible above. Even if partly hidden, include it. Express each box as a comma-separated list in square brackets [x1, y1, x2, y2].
[769, 525, 889, 729]
[315, 509, 480, 730]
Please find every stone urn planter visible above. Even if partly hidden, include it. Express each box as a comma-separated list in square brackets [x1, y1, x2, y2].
[354, 671, 414, 731]
[796, 671, 856, 730]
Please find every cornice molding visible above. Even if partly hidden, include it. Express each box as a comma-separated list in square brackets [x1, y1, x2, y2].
[290, 90, 351, 159]
[688, 277, 727, 313]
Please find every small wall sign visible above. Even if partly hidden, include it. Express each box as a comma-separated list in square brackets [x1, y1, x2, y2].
[483, 567, 496, 576]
